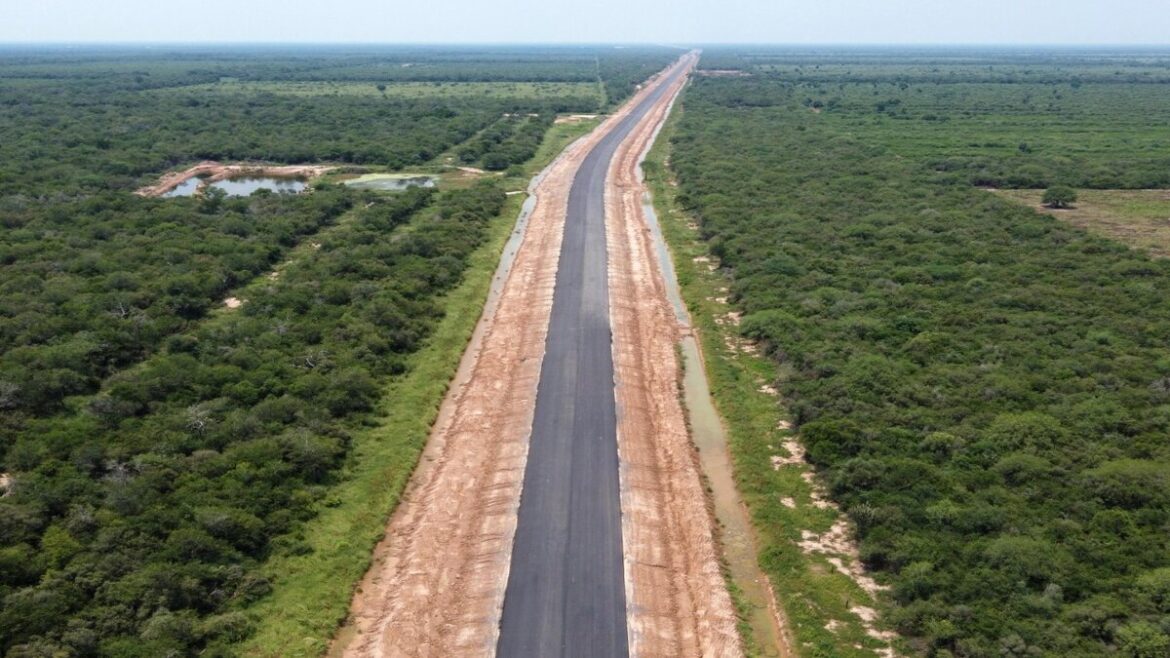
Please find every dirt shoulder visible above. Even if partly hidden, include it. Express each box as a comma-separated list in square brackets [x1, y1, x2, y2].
[605, 52, 744, 658]
[331, 59, 692, 658]
[135, 161, 335, 197]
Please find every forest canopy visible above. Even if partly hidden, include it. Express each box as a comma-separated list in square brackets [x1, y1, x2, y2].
[671, 47, 1170, 657]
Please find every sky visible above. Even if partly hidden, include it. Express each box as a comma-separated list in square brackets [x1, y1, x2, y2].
[3, 0, 1169, 45]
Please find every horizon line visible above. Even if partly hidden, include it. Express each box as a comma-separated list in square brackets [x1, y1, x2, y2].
[3, 41, 1170, 49]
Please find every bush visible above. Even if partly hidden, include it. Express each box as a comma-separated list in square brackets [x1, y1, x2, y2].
[1042, 185, 1078, 208]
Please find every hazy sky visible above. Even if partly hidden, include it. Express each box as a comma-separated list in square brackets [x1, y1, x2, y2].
[4, 0, 1168, 45]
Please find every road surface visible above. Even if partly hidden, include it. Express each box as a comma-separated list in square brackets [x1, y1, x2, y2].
[496, 60, 695, 657]
[333, 53, 739, 658]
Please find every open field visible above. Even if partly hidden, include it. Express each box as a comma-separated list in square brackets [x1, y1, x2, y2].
[993, 188, 1170, 258]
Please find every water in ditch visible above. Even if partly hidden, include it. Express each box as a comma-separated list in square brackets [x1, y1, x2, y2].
[641, 191, 789, 658]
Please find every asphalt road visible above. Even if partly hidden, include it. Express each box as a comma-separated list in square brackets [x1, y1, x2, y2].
[496, 62, 689, 658]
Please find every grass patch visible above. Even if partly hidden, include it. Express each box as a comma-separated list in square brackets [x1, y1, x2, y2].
[993, 188, 1170, 258]
[643, 100, 895, 658]
[238, 118, 599, 657]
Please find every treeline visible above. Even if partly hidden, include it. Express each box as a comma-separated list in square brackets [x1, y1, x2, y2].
[0, 183, 507, 656]
[458, 113, 555, 171]
[693, 74, 1170, 190]
[0, 189, 353, 415]
[696, 46, 1170, 84]
[669, 60, 1170, 656]
[0, 45, 681, 90]
[0, 50, 683, 196]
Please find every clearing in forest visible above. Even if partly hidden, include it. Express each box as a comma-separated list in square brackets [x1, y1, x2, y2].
[994, 188, 1170, 258]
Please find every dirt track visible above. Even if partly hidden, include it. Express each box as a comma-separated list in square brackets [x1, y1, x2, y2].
[334, 53, 740, 657]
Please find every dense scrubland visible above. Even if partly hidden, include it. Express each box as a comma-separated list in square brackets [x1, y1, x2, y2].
[0, 45, 672, 193]
[671, 48, 1170, 657]
[0, 46, 676, 656]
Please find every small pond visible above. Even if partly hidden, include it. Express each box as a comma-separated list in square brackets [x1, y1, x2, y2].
[164, 176, 307, 198]
[210, 177, 307, 196]
[343, 174, 437, 192]
[163, 177, 203, 197]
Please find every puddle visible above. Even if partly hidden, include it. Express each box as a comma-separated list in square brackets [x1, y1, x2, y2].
[342, 173, 437, 192]
[210, 177, 306, 196]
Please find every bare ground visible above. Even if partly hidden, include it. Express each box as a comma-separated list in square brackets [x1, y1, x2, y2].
[553, 113, 601, 125]
[135, 161, 335, 197]
[331, 60, 693, 657]
[606, 53, 743, 658]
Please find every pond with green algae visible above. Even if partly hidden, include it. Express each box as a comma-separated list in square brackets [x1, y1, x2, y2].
[342, 173, 437, 192]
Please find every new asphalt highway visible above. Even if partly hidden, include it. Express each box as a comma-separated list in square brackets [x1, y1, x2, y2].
[496, 60, 691, 658]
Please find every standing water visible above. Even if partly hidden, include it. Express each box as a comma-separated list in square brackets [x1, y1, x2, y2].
[209, 177, 306, 196]
[342, 174, 437, 192]
[164, 177, 204, 197]
[641, 184, 790, 657]
[163, 176, 306, 197]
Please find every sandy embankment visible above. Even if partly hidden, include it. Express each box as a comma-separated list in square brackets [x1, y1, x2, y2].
[606, 53, 744, 658]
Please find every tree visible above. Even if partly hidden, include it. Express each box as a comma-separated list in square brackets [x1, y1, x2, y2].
[482, 152, 511, 171]
[1042, 185, 1078, 209]
[1116, 621, 1170, 658]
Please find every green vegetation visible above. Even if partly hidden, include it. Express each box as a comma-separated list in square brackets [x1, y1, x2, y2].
[0, 44, 653, 657]
[0, 45, 677, 192]
[644, 112, 889, 658]
[457, 113, 554, 171]
[0, 190, 354, 413]
[1, 181, 504, 657]
[1043, 185, 1078, 209]
[669, 48, 1170, 656]
[162, 80, 603, 103]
